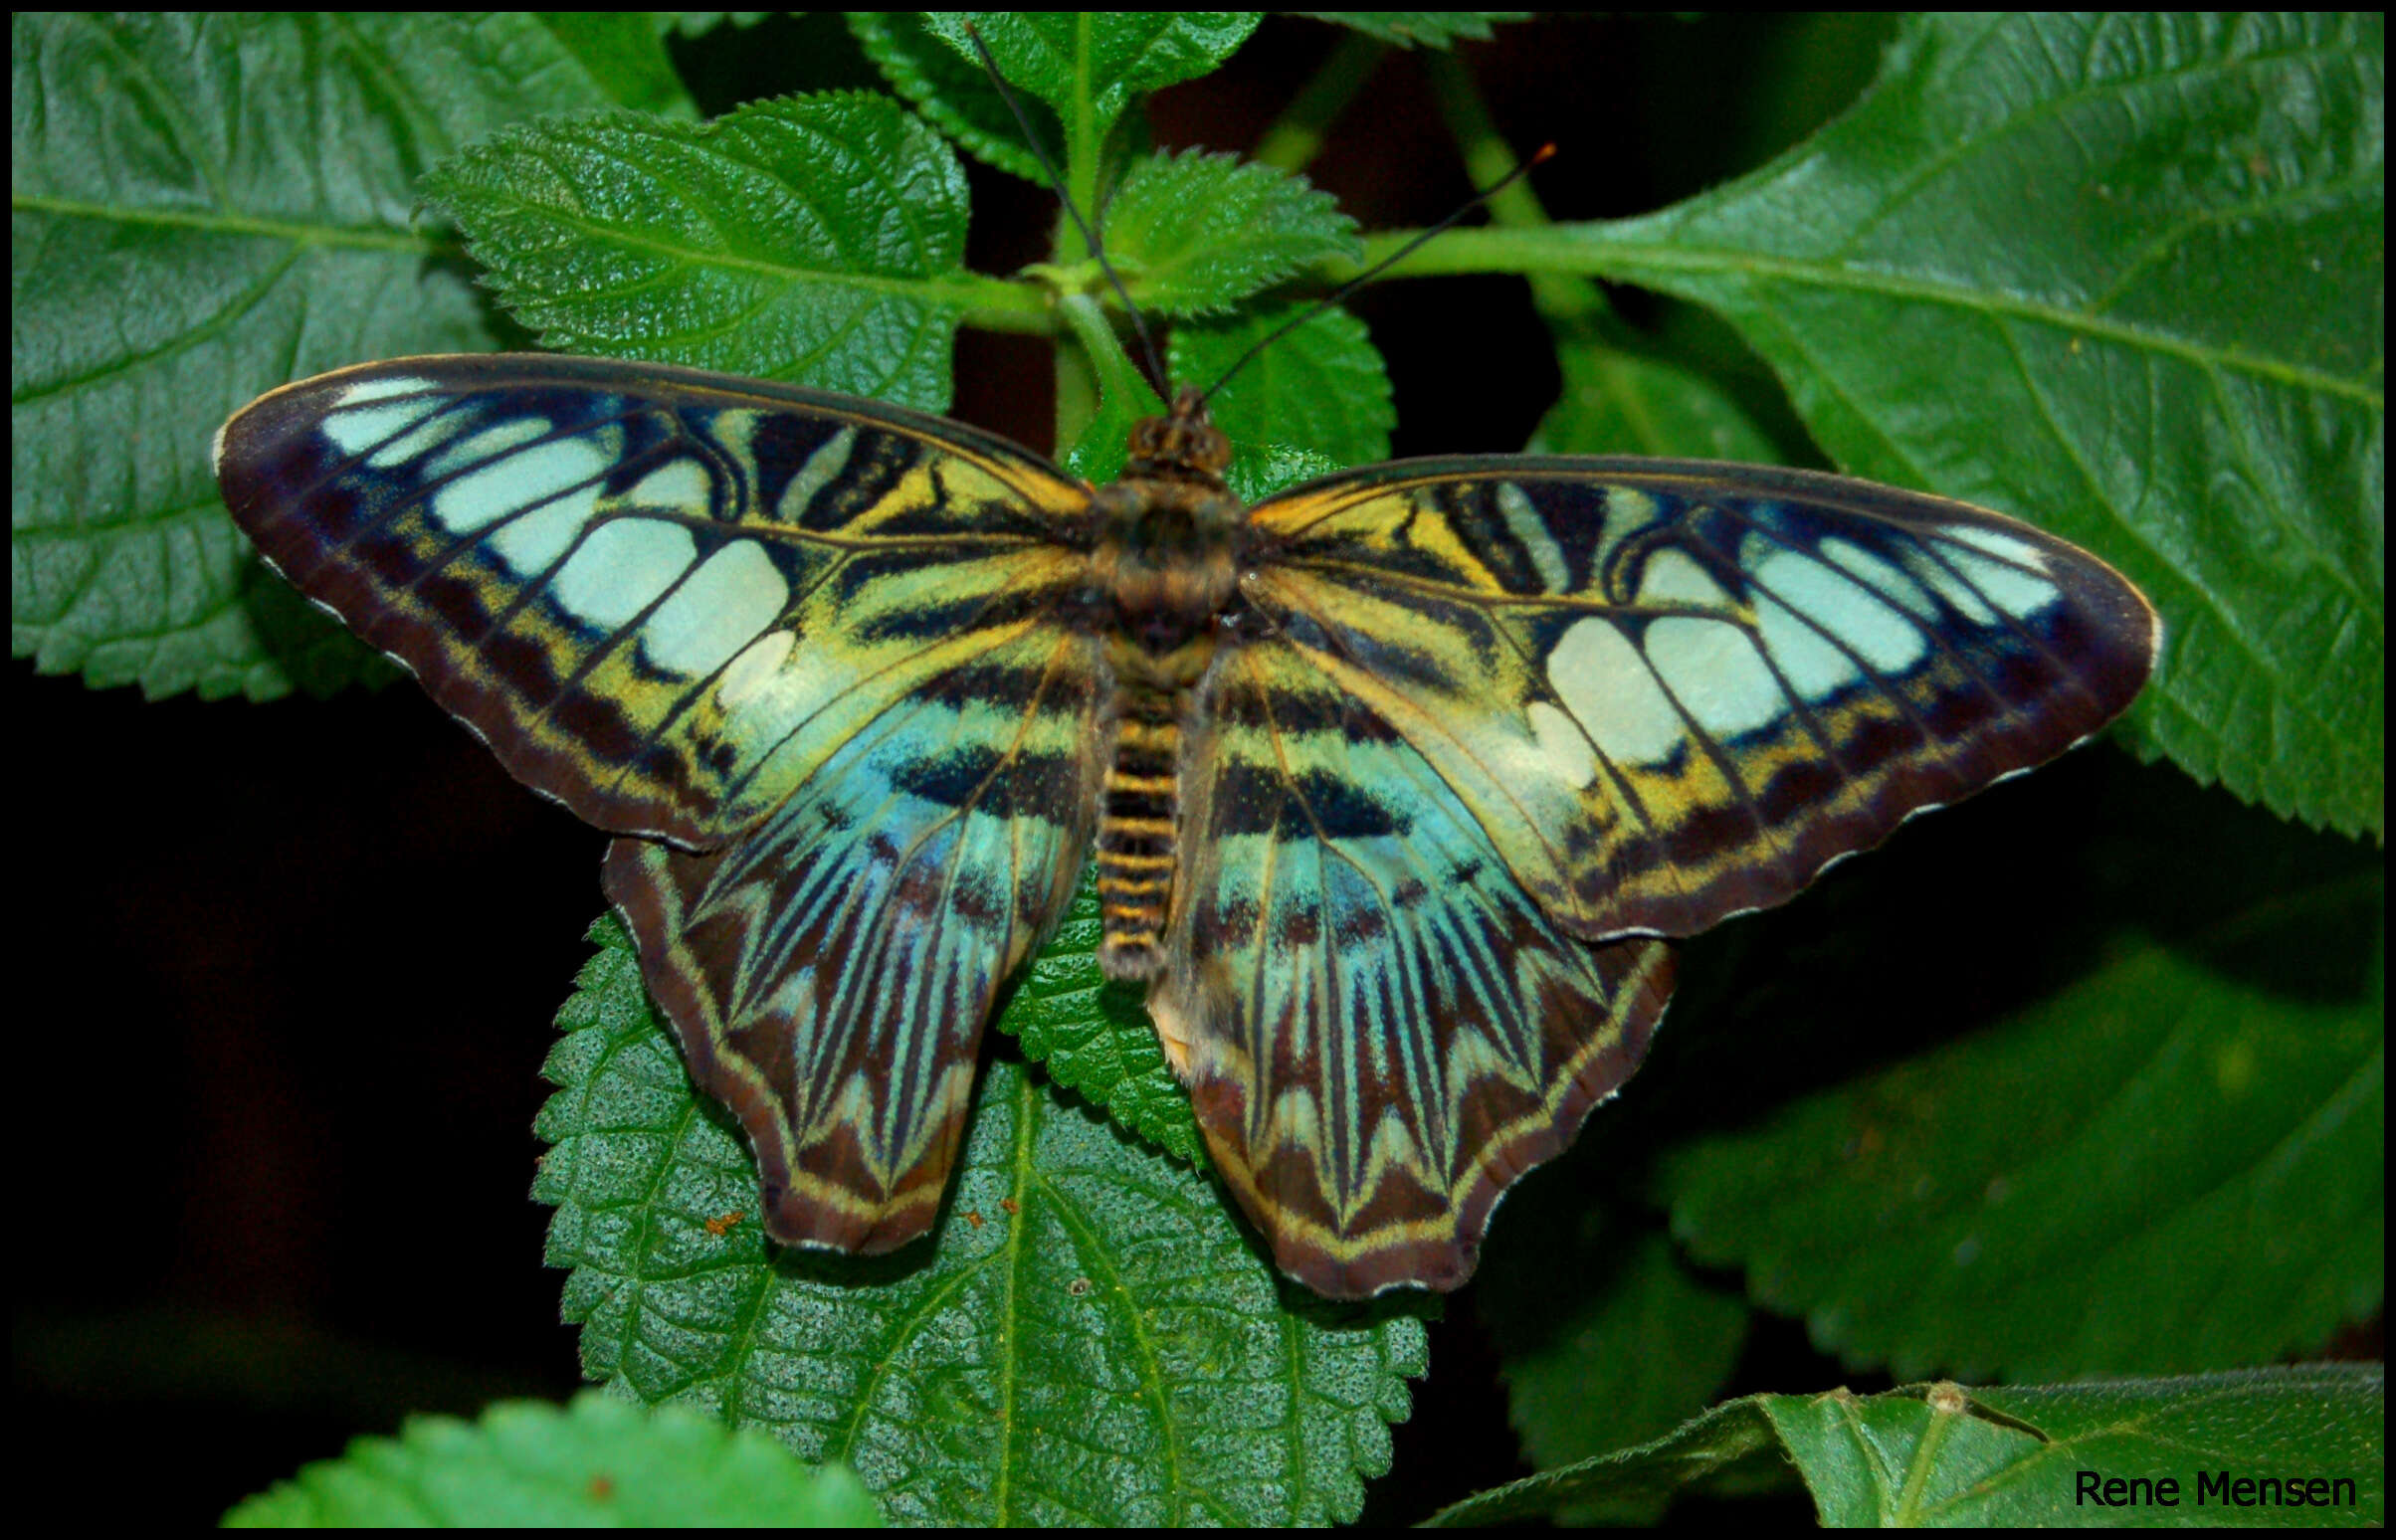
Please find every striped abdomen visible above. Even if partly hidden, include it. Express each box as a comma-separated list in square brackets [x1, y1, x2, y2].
[1096, 700, 1183, 979]
[1086, 400, 1247, 982]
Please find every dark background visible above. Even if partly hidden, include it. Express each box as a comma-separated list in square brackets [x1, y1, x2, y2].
[17, 14, 2374, 1525]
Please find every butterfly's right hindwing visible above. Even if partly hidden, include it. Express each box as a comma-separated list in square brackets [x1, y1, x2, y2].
[604, 611, 1104, 1253]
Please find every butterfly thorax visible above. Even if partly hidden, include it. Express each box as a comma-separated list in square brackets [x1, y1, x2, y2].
[1089, 389, 1248, 983]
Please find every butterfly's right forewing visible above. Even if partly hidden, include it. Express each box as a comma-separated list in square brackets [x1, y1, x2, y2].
[216, 353, 1100, 847]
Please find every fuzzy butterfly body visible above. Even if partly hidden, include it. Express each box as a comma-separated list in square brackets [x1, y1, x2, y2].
[215, 352, 2155, 1297]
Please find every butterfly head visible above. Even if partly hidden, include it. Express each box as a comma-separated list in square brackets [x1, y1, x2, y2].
[1124, 386, 1231, 484]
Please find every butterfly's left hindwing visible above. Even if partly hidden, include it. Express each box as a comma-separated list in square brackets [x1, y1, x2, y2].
[1245, 460, 2159, 942]
[217, 354, 1106, 1254]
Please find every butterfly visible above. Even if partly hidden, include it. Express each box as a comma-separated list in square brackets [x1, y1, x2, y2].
[214, 351, 2156, 1297]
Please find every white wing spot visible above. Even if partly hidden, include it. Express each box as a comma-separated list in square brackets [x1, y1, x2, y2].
[642, 540, 791, 677]
[429, 425, 605, 537]
[719, 626, 858, 743]
[322, 397, 448, 460]
[367, 412, 473, 471]
[1932, 542, 2062, 621]
[552, 516, 698, 631]
[1586, 484, 1661, 583]
[1943, 522, 2053, 573]
[778, 426, 859, 521]
[1757, 547, 1925, 674]
[426, 417, 549, 480]
[1497, 482, 1571, 592]
[1755, 594, 1860, 700]
[331, 375, 433, 408]
[1822, 537, 1939, 619]
[627, 458, 713, 516]
[1524, 700, 1599, 786]
[1638, 547, 1732, 607]
[1550, 617, 1684, 766]
[717, 629, 796, 711]
[1646, 616, 1785, 739]
[490, 483, 604, 576]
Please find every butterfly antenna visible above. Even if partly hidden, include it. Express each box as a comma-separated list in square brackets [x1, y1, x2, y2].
[962, 22, 1174, 404]
[1200, 142, 1556, 405]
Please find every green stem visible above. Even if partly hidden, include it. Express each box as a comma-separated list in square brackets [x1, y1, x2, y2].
[1054, 291, 1158, 453]
[1343, 222, 1645, 280]
[1421, 50, 1612, 331]
[1253, 31, 1388, 171]
[1056, 290, 1149, 403]
[1066, 13, 1102, 262]
[953, 273, 1056, 336]
[1054, 295, 1100, 453]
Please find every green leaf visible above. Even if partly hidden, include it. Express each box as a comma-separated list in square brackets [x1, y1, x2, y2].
[10, 12, 612, 701]
[1172, 303, 1395, 497]
[222, 1390, 882, 1526]
[1658, 855, 2383, 1381]
[994, 873, 1208, 1165]
[1100, 150, 1359, 316]
[1225, 442, 1349, 505]
[1528, 344, 1787, 462]
[536, 919, 1428, 1527]
[918, 13, 1263, 154]
[1534, 12, 2386, 838]
[1785, 1371, 2384, 1527]
[540, 14, 697, 116]
[1292, 13, 1530, 51]
[848, 11, 1060, 183]
[1426, 1393, 1789, 1525]
[1477, 1209, 1750, 1523]
[418, 95, 979, 409]
[1432, 1367, 2386, 1526]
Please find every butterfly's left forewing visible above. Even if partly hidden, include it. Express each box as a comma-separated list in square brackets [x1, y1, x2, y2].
[1243, 459, 2158, 941]
[217, 354, 1106, 1252]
